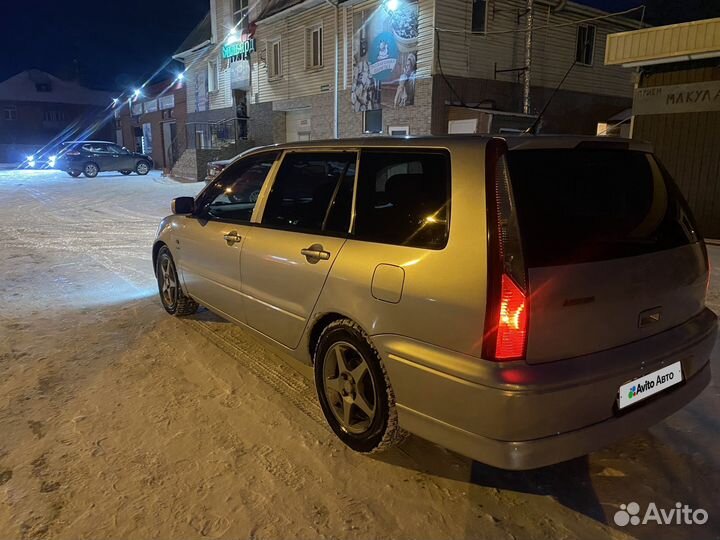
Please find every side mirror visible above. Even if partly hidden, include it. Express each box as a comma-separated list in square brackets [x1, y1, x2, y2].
[122, 147, 130, 154]
[171, 197, 194, 215]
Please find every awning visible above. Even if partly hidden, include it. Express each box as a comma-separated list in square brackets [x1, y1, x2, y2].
[605, 17, 720, 68]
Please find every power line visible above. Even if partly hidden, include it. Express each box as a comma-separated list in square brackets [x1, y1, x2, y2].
[435, 5, 645, 37]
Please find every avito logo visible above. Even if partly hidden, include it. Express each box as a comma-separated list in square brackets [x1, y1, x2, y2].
[614, 502, 709, 527]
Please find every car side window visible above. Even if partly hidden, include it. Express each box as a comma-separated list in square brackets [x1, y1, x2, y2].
[261, 152, 356, 235]
[107, 144, 124, 153]
[200, 152, 278, 222]
[354, 150, 450, 249]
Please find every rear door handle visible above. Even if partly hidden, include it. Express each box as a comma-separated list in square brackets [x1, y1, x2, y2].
[301, 245, 330, 261]
[223, 231, 242, 244]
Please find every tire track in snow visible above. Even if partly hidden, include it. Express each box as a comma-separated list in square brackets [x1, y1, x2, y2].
[185, 318, 328, 430]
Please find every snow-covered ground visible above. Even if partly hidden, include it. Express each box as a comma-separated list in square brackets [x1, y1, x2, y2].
[0, 169, 718, 540]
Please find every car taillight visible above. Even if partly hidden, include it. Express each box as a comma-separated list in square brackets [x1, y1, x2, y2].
[496, 274, 527, 359]
[482, 138, 529, 361]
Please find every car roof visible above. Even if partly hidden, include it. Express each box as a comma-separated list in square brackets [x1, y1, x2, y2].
[62, 140, 115, 145]
[242, 134, 652, 156]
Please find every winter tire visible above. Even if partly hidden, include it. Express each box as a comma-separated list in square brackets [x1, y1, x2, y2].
[314, 319, 407, 453]
[136, 161, 150, 175]
[83, 162, 99, 178]
[156, 246, 198, 316]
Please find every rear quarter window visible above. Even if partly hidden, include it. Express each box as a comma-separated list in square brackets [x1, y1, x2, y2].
[353, 150, 450, 249]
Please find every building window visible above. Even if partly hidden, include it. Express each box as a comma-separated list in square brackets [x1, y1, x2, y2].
[3, 106, 17, 120]
[43, 110, 66, 122]
[208, 60, 219, 92]
[268, 39, 282, 79]
[363, 109, 383, 134]
[306, 25, 323, 69]
[233, 0, 249, 29]
[575, 24, 596, 65]
[472, 0, 487, 33]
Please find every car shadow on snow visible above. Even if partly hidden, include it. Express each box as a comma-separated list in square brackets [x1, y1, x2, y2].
[372, 423, 720, 539]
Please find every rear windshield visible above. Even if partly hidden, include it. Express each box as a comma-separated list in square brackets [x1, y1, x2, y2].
[507, 149, 699, 268]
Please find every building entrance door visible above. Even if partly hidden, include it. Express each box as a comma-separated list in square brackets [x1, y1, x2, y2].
[162, 121, 177, 169]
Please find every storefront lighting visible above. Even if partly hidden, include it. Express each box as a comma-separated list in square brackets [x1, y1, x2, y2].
[227, 28, 240, 44]
[176, 72, 185, 83]
[133, 89, 142, 99]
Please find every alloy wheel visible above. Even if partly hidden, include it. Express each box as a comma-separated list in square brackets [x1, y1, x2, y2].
[137, 162, 149, 175]
[159, 257, 178, 308]
[322, 341, 377, 434]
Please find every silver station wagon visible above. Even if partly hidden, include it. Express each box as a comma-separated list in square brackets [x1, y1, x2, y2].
[153, 136, 716, 470]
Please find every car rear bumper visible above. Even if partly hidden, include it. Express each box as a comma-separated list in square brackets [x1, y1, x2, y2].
[375, 308, 717, 470]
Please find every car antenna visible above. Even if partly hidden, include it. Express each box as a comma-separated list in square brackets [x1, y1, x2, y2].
[524, 60, 577, 135]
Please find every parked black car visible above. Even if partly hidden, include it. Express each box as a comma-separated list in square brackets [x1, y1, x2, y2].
[56, 141, 153, 178]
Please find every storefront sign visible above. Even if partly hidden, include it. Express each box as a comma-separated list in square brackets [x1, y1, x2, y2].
[144, 99, 158, 113]
[223, 38, 256, 60]
[351, 1, 418, 112]
[633, 81, 720, 116]
[159, 95, 175, 110]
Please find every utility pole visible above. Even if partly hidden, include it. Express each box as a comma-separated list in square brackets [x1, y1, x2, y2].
[324, 0, 340, 139]
[523, 0, 534, 115]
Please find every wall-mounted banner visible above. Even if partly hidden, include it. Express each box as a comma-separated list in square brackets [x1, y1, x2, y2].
[194, 70, 208, 113]
[633, 81, 720, 116]
[223, 38, 256, 61]
[351, 0, 419, 112]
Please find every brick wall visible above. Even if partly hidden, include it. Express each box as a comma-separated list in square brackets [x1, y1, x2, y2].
[248, 77, 433, 144]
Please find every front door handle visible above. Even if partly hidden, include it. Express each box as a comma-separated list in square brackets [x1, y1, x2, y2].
[301, 244, 330, 262]
[223, 231, 242, 245]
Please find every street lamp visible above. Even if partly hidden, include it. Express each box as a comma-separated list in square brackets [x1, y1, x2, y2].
[386, 0, 399, 11]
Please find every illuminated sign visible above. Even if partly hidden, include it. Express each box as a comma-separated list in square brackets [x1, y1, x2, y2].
[222, 38, 256, 60]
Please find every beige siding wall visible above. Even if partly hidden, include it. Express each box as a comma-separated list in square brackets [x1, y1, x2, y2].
[183, 0, 236, 115]
[252, 0, 434, 104]
[253, 2, 340, 103]
[184, 48, 209, 115]
[434, 0, 636, 98]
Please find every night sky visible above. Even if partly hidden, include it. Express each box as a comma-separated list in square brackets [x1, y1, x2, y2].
[1, 0, 718, 92]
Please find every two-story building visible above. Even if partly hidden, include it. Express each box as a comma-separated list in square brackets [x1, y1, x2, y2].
[171, 2, 261, 180]
[0, 69, 113, 164]
[248, 0, 641, 141]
